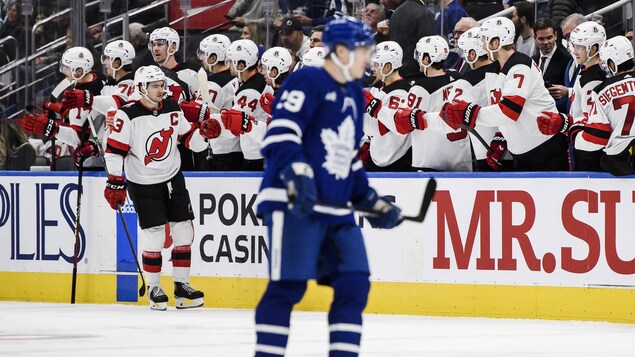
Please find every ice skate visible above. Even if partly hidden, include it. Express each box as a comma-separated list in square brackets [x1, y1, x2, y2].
[174, 282, 204, 309]
[147, 285, 168, 311]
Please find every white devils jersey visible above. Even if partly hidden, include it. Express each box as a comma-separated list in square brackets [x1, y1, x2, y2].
[408, 72, 473, 171]
[363, 78, 411, 167]
[475, 52, 557, 154]
[453, 61, 501, 160]
[94, 73, 136, 114]
[104, 99, 208, 184]
[196, 69, 240, 154]
[570, 64, 606, 152]
[231, 73, 274, 160]
[579, 72, 635, 156]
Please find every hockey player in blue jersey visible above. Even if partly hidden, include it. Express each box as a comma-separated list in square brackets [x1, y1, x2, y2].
[253, 18, 403, 356]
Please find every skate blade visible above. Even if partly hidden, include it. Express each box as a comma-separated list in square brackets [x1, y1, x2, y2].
[175, 297, 204, 309]
[150, 301, 167, 311]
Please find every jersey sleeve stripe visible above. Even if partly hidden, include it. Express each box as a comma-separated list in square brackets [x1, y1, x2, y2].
[581, 123, 611, 146]
[178, 126, 197, 148]
[261, 133, 302, 149]
[267, 119, 303, 138]
[105, 138, 130, 156]
[112, 95, 127, 109]
[498, 95, 526, 121]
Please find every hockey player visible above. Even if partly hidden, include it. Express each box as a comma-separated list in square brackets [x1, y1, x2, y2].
[103, 65, 221, 310]
[536, 22, 606, 171]
[253, 18, 402, 357]
[572, 36, 635, 176]
[149, 27, 198, 98]
[258, 47, 294, 117]
[221, 39, 273, 171]
[361, 41, 412, 171]
[441, 17, 569, 171]
[301, 47, 326, 68]
[455, 27, 504, 171]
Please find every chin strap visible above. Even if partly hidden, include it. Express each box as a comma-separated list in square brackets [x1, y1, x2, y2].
[330, 51, 355, 82]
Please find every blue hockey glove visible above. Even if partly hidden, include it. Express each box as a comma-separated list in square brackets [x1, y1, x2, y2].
[354, 188, 402, 229]
[280, 161, 317, 218]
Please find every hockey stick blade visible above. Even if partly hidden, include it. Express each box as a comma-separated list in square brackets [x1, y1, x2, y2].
[197, 68, 221, 113]
[51, 78, 73, 100]
[315, 177, 437, 223]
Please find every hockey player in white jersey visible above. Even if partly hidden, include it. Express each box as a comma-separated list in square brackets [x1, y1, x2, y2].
[221, 39, 274, 171]
[537, 21, 606, 171]
[573, 36, 635, 175]
[149, 27, 198, 97]
[300, 47, 326, 68]
[257, 47, 294, 119]
[103, 65, 221, 310]
[455, 27, 505, 171]
[361, 41, 412, 171]
[441, 17, 569, 171]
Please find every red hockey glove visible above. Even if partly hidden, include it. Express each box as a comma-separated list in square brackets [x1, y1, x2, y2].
[18, 114, 59, 138]
[394, 108, 426, 134]
[440, 100, 480, 131]
[180, 100, 210, 123]
[363, 89, 382, 118]
[259, 93, 275, 115]
[43, 101, 70, 118]
[104, 175, 126, 210]
[537, 111, 570, 135]
[221, 109, 253, 136]
[486, 132, 507, 171]
[357, 140, 371, 164]
[199, 118, 221, 139]
[72, 139, 99, 166]
[62, 89, 93, 111]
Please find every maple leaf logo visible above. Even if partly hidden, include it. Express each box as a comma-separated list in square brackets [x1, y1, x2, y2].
[320, 116, 356, 180]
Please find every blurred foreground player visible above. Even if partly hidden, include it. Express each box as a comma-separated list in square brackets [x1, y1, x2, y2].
[103, 66, 220, 310]
[253, 18, 402, 356]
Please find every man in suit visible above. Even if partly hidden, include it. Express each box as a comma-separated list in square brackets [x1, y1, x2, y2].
[532, 18, 571, 112]
[448, 17, 477, 74]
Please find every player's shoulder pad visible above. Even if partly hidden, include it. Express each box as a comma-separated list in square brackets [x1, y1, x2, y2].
[579, 64, 606, 88]
[413, 73, 453, 93]
[462, 62, 499, 86]
[236, 72, 268, 94]
[592, 72, 632, 94]
[501, 51, 533, 75]
[383, 77, 411, 93]
[209, 69, 234, 88]
[161, 98, 181, 112]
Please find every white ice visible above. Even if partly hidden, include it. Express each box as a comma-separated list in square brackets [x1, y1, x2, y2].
[0, 302, 633, 356]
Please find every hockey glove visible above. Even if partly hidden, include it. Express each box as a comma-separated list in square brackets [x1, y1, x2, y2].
[62, 89, 93, 111]
[537, 111, 570, 135]
[440, 100, 480, 131]
[104, 175, 127, 210]
[394, 108, 426, 134]
[354, 187, 402, 229]
[363, 89, 382, 118]
[280, 161, 317, 218]
[180, 100, 210, 124]
[199, 118, 222, 139]
[72, 139, 100, 166]
[44, 101, 69, 119]
[486, 132, 507, 171]
[221, 109, 253, 136]
[357, 140, 371, 164]
[18, 114, 59, 138]
[259, 93, 275, 115]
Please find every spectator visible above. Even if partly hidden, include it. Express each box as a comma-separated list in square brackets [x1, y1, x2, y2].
[362, 3, 388, 44]
[0, 1, 26, 59]
[435, 0, 467, 37]
[551, 13, 586, 112]
[626, 29, 633, 42]
[227, 0, 277, 47]
[130, 22, 154, 70]
[309, 25, 323, 48]
[389, 0, 435, 80]
[279, 17, 309, 61]
[547, 0, 582, 29]
[241, 23, 262, 45]
[532, 18, 570, 92]
[448, 17, 477, 74]
[512, 1, 537, 58]
[0, 119, 36, 170]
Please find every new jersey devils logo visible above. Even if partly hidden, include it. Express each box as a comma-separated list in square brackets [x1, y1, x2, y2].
[144, 127, 174, 165]
[490, 88, 502, 105]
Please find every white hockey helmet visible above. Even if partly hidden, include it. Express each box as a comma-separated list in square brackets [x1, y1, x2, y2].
[599, 36, 635, 76]
[226, 39, 260, 74]
[59, 46, 94, 80]
[570, 21, 606, 63]
[197, 34, 231, 70]
[480, 17, 515, 50]
[302, 47, 325, 67]
[102, 40, 135, 68]
[261, 47, 294, 81]
[414, 36, 449, 63]
[134, 65, 167, 93]
[457, 27, 488, 65]
[149, 27, 180, 53]
[372, 41, 403, 81]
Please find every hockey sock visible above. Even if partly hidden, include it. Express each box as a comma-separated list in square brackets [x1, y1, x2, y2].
[254, 280, 307, 356]
[328, 272, 370, 357]
[171, 245, 191, 283]
[142, 251, 162, 286]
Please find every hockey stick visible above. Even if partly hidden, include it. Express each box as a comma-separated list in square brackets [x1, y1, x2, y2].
[86, 114, 147, 297]
[197, 68, 218, 161]
[70, 156, 85, 304]
[51, 78, 73, 101]
[314, 177, 437, 223]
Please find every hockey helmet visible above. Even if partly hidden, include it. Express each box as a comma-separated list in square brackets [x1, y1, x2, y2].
[414, 36, 449, 63]
[59, 47, 94, 80]
[149, 27, 180, 53]
[570, 22, 606, 58]
[599, 36, 635, 76]
[372, 41, 403, 72]
[302, 47, 325, 67]
[480, 17, 515, 49]
[261, 47, 294, 81]
[226, 39, 260, 71]
[457, 27, 488, 64]
[134, 65, 167, 93]
[101, 40, 135, 68]
[197, 34, 231, 69]
[322, 17, 374, 54]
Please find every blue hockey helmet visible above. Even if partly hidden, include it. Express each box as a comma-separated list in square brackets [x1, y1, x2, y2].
[322, 17, 375, 54]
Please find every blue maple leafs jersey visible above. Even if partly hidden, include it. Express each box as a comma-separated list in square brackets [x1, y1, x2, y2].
[255, 67, 370, 223]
